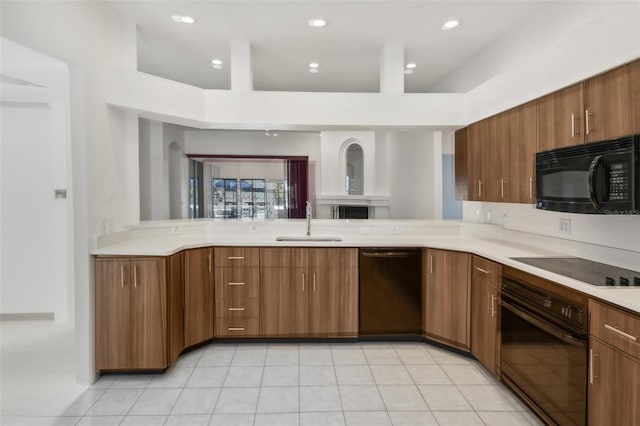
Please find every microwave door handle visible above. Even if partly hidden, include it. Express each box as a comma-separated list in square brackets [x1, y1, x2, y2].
[588, 155, 604, 209]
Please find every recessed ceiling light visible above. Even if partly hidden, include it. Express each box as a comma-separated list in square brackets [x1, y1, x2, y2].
[172, 14, 196, 24]
[308, 18, 327, 28]
[309, 68, 319, 74]
[405, 63, 417, 69]
[442, 19, 460, 30]
[211, 59, 223, 65]
[309, 62, 320, 69]
[404, 69, 414, 75]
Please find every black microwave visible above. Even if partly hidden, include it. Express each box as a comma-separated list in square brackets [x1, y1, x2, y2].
[536, 135, 639, 214]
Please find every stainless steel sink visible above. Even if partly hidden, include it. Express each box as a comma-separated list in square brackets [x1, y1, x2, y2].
[275, 236, 343, 242]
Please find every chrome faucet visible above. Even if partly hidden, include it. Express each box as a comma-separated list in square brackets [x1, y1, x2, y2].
[305, 201, 312, 236]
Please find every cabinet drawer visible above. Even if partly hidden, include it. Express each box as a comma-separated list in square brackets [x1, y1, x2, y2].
[590, 299, 640, 358]
[472, 256, 501, 283]
[214, 247, 260, 267]
[216, 297, 259, 319]
[215, 268, 259, 298]
[215, 318, 259, 337]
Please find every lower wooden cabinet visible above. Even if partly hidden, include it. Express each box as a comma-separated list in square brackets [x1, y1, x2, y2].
[470, 256, 501, 375]
[95, 255, 183, 371]
[260, 247, 358, 337]
[588, 300, 640, 425]
[184, 247, 214, 347]
[423, 249, 471, 350]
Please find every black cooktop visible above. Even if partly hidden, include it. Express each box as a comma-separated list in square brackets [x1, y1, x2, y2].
[510, 257, 640, 287]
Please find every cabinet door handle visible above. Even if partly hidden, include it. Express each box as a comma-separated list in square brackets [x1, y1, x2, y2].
[529, 177, 533, 200]
[500, 179, 505, 199]
[228, 327, 245, 331]
[133, 265, 137, 288]
[487, 293, 491, 316]
[228, 308, 245, 311]
[491, 294, 497, 317]
[120, 265, 125, 288]
[570, 113, 576, 137]
[208, 253, 212, 272]
[475, 267, 490, 274]
[313, 273, 316, 292]
[429, 255, 433, 274]
[228, 256, 245, 260]
[302, 273, 305, 292]
[589, 348, 599, 384]
[478, 180, 483, 198]
[585, 109, 592, 135]
[228, 282, 245, 286]
[604, 324, 638, 342]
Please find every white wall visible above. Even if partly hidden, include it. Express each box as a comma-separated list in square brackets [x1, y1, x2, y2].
[1, 1, 138, 385]
[319, 131, 376, 196]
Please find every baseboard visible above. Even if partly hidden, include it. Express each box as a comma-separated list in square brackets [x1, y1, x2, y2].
[0, 312, 55, 321]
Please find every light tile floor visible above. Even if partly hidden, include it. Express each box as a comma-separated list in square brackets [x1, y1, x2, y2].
[2, 341, 546, 426]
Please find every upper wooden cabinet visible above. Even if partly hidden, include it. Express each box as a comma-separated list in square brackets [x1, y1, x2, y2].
[583, 60, 640, 142]
[467, 121, 486, 201]
[260, 247, 358, 338]
[484, 113, 510, 202]
[454, 127, 468, 201]
[95, 256, 182, 371]
[470, 256, 501, 375]
[422, 249, 471, 350]
[538, 83, 584, 151]
[508, 101, 538, 203]
[184, 247, 214, 347]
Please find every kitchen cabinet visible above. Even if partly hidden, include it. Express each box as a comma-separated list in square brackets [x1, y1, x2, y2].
[484, 113, 510, 202]
[588, 300, 640, 425]
[214, 247, 260, 337]
[538, 83, 584, 151]
[508, 101, 538, 204]
[454, 127, 468, 201]
[96, 256, 182, 370]
[583, 59, 640, 143]
[260, 247, 358, 337]
[470, 256, 501, 375]
[184, 247, 214, 347]
[423, 249, 471, 350]
[467, 120, 486, 201]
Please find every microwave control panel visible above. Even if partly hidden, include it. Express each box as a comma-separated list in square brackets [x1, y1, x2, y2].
[608, 162, 630, 200]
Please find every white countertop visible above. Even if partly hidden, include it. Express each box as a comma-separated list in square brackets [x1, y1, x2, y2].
[92, 220, 640, 314]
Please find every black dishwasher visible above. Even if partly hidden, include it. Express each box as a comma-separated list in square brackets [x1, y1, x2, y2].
[359, 248, 422, 335]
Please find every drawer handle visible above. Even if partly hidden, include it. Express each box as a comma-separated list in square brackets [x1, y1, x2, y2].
[604, 324, 638, 342]
[228, 308, 245, 311]
[475, 267, 490, 274]
[228, 256, 245, 260]
[228, 327, 245, 331]
[228, 282, 245, 286]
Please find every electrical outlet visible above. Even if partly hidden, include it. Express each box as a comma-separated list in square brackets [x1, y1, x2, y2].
[486, 211, 492, 221]
[476, 209, 481, 221]
[503, 213, 511, 225]
[249, 225, 259, 233]
[558, 218, 571, 235]
[389, 226, 399, 234]
[171, 226, 182, 235]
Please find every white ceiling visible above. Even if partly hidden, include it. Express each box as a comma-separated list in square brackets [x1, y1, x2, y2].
[112, 1, 589, 93]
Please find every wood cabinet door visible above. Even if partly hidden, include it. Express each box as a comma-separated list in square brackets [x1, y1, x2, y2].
[130, 258, 167, 369]
[95, 259, 131, 370]
[184, 248, 214, 347]
[470, 279, 498, 374]
[260, 266, 308, 336]
[166, 252, 184, 365]
[423, 250, 471, 350]
[538, 83, 584, 151]
[467, 121, 485, 201]
[584, 60, 640, 142]
[589, 339, 640, 426]
[308, 248, 358, 336]
[508, 101, 538, 204]
[484, 113, 510, 202]
[454, 127, 468, 201]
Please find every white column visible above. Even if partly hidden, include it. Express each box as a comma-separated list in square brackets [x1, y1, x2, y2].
[230, 40, 253, 91]
[379, 43, 404, 94]
[432, 131, 444, 220]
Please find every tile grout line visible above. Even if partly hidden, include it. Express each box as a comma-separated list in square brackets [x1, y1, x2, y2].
[361, 345, 394, 425]
[328, 344, 346, 425]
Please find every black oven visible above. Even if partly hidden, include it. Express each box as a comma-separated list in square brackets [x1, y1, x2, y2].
[500, 274, 588, 425]
[536, 135, 639, 214]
